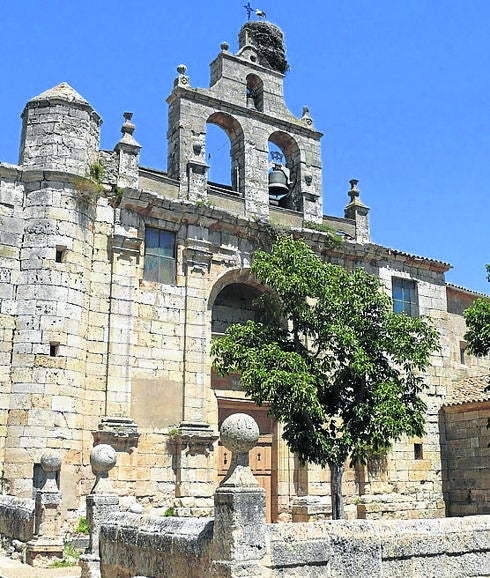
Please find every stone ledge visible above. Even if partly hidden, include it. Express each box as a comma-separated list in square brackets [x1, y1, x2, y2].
[93, 417, 140, 453]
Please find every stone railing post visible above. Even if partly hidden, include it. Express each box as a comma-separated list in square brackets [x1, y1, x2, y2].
[212, 413, 267, 576]
[26, 450, 63, 565]
[80, 444, 119, 578]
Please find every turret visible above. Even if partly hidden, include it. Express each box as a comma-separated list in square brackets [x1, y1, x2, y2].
[19, 82, 101, 175]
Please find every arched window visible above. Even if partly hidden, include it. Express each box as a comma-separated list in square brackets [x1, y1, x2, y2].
[246, 74, 264, 112]
[268, 131, 301, 211]
[206, 112, 244, 196]
[206, 123, 231, 187]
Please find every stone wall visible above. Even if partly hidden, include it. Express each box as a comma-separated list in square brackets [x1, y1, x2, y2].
[97, 512, 490, 577]
[0, 163, 24, 481]
[0, 495, 34, 542]
[99, 513, 213, 578]
[442, 401, 490, 516]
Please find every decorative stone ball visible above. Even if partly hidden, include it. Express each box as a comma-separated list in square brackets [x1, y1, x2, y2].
[90, 444, 117, 475]
[220, 413, 260, 454]
[221, 41, 229, 51]
[40, 450, 62, 473]
[177, 64, 187, 75]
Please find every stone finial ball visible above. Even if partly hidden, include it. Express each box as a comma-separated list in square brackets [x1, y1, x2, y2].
[177, 64, 187, 75]
[220, 413, 260, 454]
[220, 41, 229, 51]
[90, 444, 117, 475]
[40, 450, 62, 473]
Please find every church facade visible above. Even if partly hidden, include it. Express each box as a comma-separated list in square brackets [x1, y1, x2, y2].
[0, 22, 488, 525]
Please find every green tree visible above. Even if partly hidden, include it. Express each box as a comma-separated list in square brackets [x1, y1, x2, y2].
[211, 235, 439, 519]
[464, 265, 490, 358]
[464, 265, 490, 438]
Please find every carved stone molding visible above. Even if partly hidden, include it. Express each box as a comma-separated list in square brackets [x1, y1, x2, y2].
[177, 421, 218, 456]
[92, 417, 140, 453]
[183, 239, 213, 274]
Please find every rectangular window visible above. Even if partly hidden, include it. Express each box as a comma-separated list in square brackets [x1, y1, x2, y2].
[414, 443, 423, 460]
[33, 463, 60, 497]
[392, 278, 417, 316]
[143, 227, 176, 284]
[459, 341, 467, 365]
[55, 246, 66, 263]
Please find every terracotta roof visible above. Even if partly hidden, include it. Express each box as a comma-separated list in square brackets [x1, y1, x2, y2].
[444, 374, 490, 406]
[369, 243, 451, 271]
[446, 282, 489, 299]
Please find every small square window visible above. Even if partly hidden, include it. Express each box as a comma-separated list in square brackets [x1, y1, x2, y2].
[49, 342, 60, 357]
[392, 278, 418, 316]
[55, 246, 66, 263]
[414, 443, 423, 460]
[143, 228, 176, 284]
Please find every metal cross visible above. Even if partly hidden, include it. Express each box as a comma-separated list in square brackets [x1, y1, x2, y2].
[244, 2, 253, 20]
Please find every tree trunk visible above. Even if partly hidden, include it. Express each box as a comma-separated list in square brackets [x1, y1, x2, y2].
[329, 461, 345, 520]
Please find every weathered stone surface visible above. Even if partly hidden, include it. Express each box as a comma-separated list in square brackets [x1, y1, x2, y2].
[99, 513, 213, 578]
[220, 413, 260, 454]
[0, 495, 35, 542]
[94, 510, 490, 577]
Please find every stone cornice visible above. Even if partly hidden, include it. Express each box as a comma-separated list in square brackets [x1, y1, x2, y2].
[0, 162, 22, 180]
[121, 186, 450, 274]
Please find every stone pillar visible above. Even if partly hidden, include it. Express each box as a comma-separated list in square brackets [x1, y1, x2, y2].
[242, 128, 270, 219]
[80, 444, 119, 578]
[103, 233, 142, 421]
[115, 112, 141, 190]
[212, 413, 267, 577]
[25, 451, 63, 566]
[187, 159, 209, 202]
[344, 179, 370, 244]
[167, 65, 209, 202]
[173, 238, 217, 515]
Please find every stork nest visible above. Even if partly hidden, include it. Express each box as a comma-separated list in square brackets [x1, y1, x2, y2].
[241, 22, 289, 74]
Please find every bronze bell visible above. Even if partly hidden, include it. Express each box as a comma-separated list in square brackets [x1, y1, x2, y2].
[268, 164, 289, 199]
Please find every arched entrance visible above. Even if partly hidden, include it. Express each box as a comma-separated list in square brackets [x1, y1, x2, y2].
[210, 279, 277, 522]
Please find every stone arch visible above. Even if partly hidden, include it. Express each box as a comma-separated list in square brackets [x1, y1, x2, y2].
[209, 268, 278, 522]
[207, 112, 245, 195]
[208, 268, 263, 312]
[208, 269, 267, 337]
[268, 130, 302, 211]
[246, 73, 264, 111]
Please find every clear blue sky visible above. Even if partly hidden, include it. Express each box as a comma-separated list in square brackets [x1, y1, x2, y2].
[1, 1, 489, 293]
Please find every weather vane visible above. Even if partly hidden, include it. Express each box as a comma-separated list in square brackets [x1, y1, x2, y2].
[244, 2, 253, 20]
[244, 3, 267, 20]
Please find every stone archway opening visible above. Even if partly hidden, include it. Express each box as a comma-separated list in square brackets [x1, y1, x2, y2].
[268, 130, 302, 211]
[206, 112, 244, 196]
[210, 280, 278, 522]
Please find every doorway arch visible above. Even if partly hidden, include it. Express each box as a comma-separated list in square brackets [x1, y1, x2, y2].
[210, 276, 278, 521]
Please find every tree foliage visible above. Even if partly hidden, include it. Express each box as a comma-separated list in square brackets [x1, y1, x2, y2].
[464, 265, 490, 358]
[212, 236, 439, 516]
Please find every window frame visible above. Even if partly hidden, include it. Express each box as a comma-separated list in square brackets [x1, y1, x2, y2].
[143, 227, 177, 285]
[392, 277, 418, 316]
